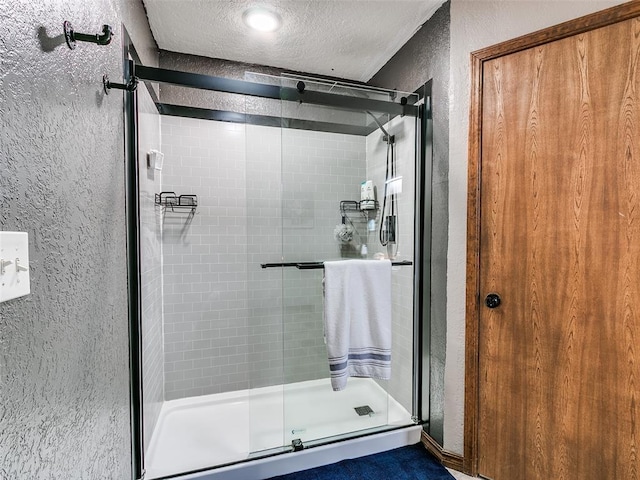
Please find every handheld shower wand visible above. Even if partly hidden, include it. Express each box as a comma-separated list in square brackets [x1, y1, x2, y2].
[367, 111, 398, 259]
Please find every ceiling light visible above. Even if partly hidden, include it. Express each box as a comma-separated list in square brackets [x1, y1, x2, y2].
[243, 7, 282, 32]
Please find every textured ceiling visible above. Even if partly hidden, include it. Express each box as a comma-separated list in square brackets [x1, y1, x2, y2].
[143, 0, 445, 82]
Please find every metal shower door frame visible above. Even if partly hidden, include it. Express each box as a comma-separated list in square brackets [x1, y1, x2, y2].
[122, 46, 432, 479]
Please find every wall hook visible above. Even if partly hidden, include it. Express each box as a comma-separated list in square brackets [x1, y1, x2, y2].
[64, 21, 113, 50]
[103, 74, 138, 95]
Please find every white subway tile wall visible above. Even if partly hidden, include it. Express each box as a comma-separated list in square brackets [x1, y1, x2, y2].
[278, 128, 366, 384]
[160, 115, 415, 409]
[246, 124, 284, 388]
[161, 117, 249, 400]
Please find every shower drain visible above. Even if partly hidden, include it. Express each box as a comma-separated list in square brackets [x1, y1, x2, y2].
[354, 405, 374, 416]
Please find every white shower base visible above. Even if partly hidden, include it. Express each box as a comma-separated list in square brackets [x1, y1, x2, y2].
[146, 377, 417, 479]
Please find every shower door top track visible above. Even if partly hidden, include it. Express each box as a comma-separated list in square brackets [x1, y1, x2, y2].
[134, 64, 419, 118]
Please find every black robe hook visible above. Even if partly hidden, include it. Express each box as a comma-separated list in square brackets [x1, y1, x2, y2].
[64, 21, 113, 50]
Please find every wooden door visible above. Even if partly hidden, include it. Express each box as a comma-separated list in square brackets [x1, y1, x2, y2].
[469, 8, 640, 480]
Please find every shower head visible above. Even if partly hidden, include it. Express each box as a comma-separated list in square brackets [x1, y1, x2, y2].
[366, 111, 394, 144]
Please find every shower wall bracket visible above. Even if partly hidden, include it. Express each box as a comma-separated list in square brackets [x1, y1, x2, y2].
[63, 21, 113, 50]
[103, 74, 138, 94]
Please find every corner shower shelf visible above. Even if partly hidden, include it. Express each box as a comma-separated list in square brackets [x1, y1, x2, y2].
[155, 192, 198, 213]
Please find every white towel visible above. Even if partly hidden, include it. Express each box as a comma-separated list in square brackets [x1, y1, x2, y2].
[323, 259, 392, 391]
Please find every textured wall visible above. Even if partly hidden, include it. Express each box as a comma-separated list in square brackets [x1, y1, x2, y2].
[0, 0, 157, 477]
[138, 84, 164, 455]
[369, 1, 450, 444]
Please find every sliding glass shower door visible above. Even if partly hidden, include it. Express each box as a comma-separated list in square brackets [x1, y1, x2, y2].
[245, 74, 419, 455]
[244, 74, 286, 456]
[134, 63, 425, 477]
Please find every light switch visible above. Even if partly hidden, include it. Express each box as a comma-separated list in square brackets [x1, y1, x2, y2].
[0, 231, 31, 302]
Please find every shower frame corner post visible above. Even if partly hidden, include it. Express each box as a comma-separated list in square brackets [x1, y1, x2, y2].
[413, 80, 433, 430]
[122, 30, 145, 480]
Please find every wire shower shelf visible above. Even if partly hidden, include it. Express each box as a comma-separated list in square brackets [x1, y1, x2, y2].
[155, 192, 198, 213]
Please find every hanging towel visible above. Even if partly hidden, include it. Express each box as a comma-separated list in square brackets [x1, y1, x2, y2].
[323, 259, 392, 391]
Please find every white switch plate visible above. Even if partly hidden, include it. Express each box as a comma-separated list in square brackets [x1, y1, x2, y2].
[0, 231, 31, 302]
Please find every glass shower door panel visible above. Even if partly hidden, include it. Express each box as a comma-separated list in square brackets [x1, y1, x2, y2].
[279, 85, 392, 447]
[244, 76, 286, 456]
[367, 112, 418, 422]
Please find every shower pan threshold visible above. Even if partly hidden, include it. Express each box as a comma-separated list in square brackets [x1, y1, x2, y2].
[145, 377, 418, 479]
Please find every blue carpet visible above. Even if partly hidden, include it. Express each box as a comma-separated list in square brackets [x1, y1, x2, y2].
[268, 443, 455, 480]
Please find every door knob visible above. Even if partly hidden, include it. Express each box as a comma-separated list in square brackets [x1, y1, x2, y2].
[485, 293, 501, 309]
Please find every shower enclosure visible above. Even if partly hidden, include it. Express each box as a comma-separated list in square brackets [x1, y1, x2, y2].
[126, 58, 431, 479]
